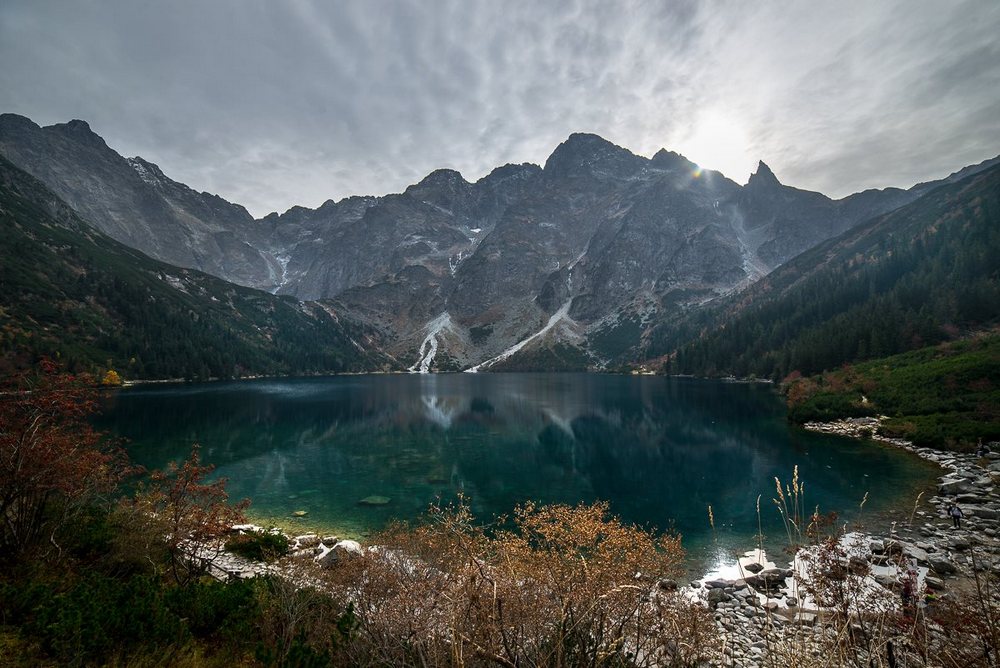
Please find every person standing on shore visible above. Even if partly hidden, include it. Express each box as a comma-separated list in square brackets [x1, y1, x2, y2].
[948, 503, 964, 529]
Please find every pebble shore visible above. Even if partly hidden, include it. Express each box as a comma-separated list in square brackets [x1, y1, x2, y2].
[686, 416, 1000, 666]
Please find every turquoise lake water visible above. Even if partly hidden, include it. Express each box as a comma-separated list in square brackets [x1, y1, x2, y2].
[97, 373, 939, 571]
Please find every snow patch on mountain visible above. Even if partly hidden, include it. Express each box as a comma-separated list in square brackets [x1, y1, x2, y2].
[127, 157, 160, 187]
[408, 312, 454, 373]
[466, 300, 573, 372]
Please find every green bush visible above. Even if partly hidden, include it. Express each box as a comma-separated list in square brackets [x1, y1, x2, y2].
[226, 530, 290, 562]
[164, 577, 261, 639]
[20, 574, 187, 664]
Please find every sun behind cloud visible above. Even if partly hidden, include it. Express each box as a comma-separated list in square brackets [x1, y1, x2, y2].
[675, 112, 755, 183]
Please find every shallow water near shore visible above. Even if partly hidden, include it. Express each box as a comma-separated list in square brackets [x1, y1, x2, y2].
[97, 373, 939, 574]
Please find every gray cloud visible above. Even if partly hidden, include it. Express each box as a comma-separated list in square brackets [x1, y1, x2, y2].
[1, 0, 998, 216]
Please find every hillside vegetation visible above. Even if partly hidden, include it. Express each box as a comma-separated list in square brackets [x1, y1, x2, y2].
[784, 333, 1000, 450]
[648, 164, 1000, 380]
[0, 157, 390, 380]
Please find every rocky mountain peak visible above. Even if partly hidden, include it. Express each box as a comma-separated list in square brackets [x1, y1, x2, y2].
[543, 132, 644, 178]
[0, 113, 40, 134]
[414, 168, 467, 187]
[478, 162, 541, 184]
[747, 160, 781, 188]
[405, 168, 470, 200]
[651, 148, 697, 172]
[47, 119, 109, 149]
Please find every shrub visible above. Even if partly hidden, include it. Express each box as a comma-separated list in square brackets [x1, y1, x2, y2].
[320, 500, 717, 667]
[133, 444, 250, 585]
[226, 530, 290, 562]
[0, 361, 128, 561]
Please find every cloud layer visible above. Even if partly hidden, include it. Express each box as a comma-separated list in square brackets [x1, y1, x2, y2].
[2, 0, 998, 216]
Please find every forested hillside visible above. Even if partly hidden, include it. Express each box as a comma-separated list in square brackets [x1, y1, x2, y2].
[647, 164, 1000, 380]
[0, 157, 391, 379]
[785, 333, 1000, 450]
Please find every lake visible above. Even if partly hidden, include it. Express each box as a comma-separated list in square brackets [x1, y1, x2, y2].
[98, 373, 939, 572]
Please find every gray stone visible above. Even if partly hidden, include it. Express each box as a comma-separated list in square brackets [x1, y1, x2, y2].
[317, 539, 363, 568]
[928, 555, 957, 575]
[658, 578, 678, 592]
[963, 506, 1000, 520]
[293, 533, 320, 548]
[939, 479, 974, 495]
[950, 536, 972, 551]
[707, 588, 729, 607]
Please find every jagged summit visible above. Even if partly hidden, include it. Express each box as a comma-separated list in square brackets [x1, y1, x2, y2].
[543, 132, 644, 177]
[3, 112, 998, 372]
[47, 119, 110, 149]
[747, 160, 780, 187]
[0, 113, 39, 131]
[478, 162, 541, 184]
[414, 168, 467, 186]
[651, 148, 697, 171]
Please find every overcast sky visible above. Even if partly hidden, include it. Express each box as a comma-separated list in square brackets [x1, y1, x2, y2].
[2, 0, 998, 217]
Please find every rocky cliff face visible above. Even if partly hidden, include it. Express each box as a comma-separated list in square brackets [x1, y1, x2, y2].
[0, 114, 281, 290]
[2, 113, 994, 371]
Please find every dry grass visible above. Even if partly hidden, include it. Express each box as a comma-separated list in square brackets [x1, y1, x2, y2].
[318, 499, 718, 667]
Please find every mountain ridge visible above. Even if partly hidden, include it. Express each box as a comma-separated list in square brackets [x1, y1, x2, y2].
[2, 111, 998, 372]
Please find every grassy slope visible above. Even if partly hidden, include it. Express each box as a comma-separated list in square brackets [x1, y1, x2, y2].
[0, 156, 392, 379]
[785, 333, 1000, 450]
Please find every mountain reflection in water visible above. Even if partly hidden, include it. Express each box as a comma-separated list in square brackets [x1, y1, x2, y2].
[98, 374, 938, 570]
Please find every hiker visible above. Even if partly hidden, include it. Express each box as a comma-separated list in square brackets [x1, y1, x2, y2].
[900, 563, 918, 615]
[948, 503, 964, 529]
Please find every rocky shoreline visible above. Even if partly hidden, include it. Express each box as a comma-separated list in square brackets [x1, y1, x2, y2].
[198, 417, 1000, 666]
[685, 416, 1000, 666]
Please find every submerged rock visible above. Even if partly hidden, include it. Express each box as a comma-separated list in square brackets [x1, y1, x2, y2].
[358, 495, 392, 506]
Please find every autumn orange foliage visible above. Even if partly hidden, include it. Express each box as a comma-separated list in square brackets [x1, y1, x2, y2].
[321, 499, 717, 667]
[0, 359, 126, 560]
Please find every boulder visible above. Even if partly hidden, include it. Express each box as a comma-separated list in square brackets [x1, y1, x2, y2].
[658, 578, 678, 592]
[963, 505, 1000, 520]
[704, 579, 732, 589]
[928, 555, 957, 575]
[904, 545, 929, 563]
[317, 539, 364, 568]
[293, 533, 320, 548]
[939, 479, 974, 496]
[707, 588, 729, 607]
[949, 536, 972, 551]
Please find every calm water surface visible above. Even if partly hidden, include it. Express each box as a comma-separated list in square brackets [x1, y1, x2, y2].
[98, 374, 939, 571]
